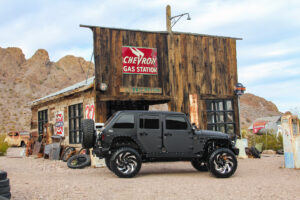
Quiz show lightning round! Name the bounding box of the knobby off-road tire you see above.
[67,154,91,169]
[250,147,261,158]
[110,147,142,178]
[208,148,237,178]
[82,119,95,148]
[0,171,7,181]
[191,159,208,171]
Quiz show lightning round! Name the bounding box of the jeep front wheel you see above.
[191,159,208,171]
[110,147,141,178]
[208,148,237,178]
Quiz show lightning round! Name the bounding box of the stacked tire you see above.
[0,170,10,199]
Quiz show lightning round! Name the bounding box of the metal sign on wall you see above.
[122,46,158,75]
[85,104,95,120]
[55,111,64,137]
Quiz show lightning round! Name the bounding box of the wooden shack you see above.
[31,17,241,146]
[85,25,241,138]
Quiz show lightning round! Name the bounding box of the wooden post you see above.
[166,5,171,33]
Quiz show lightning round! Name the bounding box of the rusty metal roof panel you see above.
[31,76,95,105]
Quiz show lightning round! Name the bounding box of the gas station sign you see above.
[122,46,158,75]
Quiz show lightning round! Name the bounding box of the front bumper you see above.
[92,147,110,159]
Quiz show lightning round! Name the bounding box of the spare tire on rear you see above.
[82,119,95,148]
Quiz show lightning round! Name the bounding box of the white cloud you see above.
[239,60,300,84]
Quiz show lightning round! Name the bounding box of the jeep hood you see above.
[195,130,230,140]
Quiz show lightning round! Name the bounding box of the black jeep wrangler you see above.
[82,111,239,178]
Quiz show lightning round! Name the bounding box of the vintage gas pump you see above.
[281,113,300,168]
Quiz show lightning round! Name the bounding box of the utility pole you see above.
[166,5,171,33]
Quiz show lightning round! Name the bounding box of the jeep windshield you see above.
[104,112,117,127]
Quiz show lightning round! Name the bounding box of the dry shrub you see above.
[0,133,9,156]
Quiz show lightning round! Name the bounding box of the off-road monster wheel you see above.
[208,148,237,178]
[110,147,141,178]
[81,119,95,148]
[191,159,208,171]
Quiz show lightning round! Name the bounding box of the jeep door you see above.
[163,115,193,153]
[137,114,162,153]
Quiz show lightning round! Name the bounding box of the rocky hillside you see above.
[240,93,282,128]
[0,46,281,133]
[0,47,94,133]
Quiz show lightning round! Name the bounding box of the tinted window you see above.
[166,116,188,130]
[140,117,159,129]
[113,114,135,128]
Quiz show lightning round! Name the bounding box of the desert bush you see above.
[0,133,9,156]
[244,129,283,151]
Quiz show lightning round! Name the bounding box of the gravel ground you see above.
[1,148,300,200]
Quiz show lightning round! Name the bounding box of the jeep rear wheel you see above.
[191,159,208,171]
[82,119,95,148]
[110,147,141,178]
[208,148,237,178]
[105,156,112,171]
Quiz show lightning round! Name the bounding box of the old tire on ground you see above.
[67,154,91,169]
[110,147,142,178]
[62,147,76,162]
[0,179,9,188]
[82,119,95,148]
[0,171,7,181]
[0,192,11,199]
[250,147,261,158]
[208,148,237,178]
[191,159,208,171]
[79,148,90,155]
[0,186,10,195]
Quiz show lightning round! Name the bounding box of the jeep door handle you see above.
[140,132,148,136]
[164,133,172,136]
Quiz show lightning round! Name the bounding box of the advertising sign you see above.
[55,111,64,136]
[253,120,266,134]
[85,104,95,120]
[122,46,158,75]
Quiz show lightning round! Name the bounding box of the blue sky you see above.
[0,0,299,113]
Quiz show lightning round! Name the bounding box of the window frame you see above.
[205,99,236,136]
[38,109,48,135]
[165,115,189,130]
[69,103,83,144]
[139,115,160,130]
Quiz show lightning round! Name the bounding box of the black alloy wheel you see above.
[110,147,141,178]
[208,148,237,178]
[191,159,208,171]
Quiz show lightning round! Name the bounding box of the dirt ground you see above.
[1,148,300,200]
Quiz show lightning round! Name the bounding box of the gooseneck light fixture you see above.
[170,13,191,28]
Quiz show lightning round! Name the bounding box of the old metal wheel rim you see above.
[213,152,234,174]
[115,152,138,175]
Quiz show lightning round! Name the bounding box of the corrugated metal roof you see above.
[31,76,95,104]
